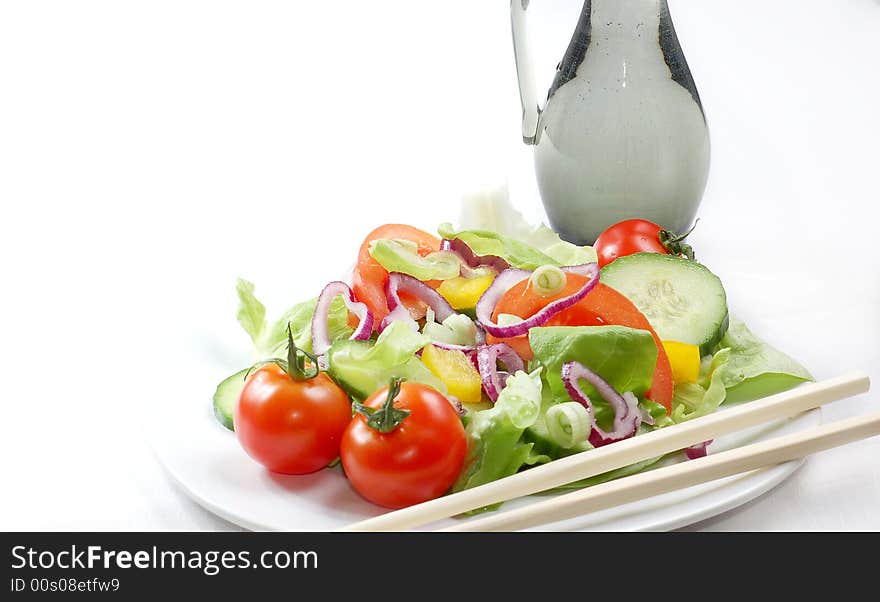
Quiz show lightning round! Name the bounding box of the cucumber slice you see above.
[325,340,377,400]
[600,253,728,355]
[212,368,249,431]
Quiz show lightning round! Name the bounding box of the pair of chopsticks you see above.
[341,372,872,531]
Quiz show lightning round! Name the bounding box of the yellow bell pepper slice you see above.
[437,274,494,310]
[662,340,701,384]
[421,344,483,403]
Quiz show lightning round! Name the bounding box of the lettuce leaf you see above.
[443,184,597,268]
[715,318,813,403]
[235,279,266,345]
[453,370,548,504]
[368,238,462,281]
[438,223,561,271]
[235,278,352,358]
[670,318,813,420]
[542,240,597,267]
[528,326,658,431]
[326,321,446,400]
[214,280,354,430]
[670,348,730,423]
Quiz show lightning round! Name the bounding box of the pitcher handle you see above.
[511,0,541,145]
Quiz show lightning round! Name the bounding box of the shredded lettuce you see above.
[326,321,446,400]
[422,312,478,347]
[452,369,548,505]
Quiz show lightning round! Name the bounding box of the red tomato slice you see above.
[489,276,673,412]
[351,224,441,329]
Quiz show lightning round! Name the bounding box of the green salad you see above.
[213,192,812,512]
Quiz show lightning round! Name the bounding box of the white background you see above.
[1,1,878,530]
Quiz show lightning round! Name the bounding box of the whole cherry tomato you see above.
[594,218,695,268]
[340,380,466,509]
[235,337,352,475]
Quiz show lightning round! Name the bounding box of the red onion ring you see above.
[431,341,477,353]
[380,272,458,332]
[311,281,374,356]
[475,263,600,338]
[561,361,641,447]
[685,440,713,460]
[477,343,525,402]
[560,263,600,278]
[441,238,510,274]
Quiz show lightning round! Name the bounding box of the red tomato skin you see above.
[351,224,441,329]
[340,383,467,509]
[235,365,353,475]
[594,219,668,268]
[489,279,673,412]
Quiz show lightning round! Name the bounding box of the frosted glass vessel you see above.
[512,0,710,244]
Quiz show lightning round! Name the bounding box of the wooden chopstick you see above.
[443,407,880,531]
[341,372,869,531]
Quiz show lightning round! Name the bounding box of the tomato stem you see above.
[352,377,411,433]
[285,324,320,381]
[245,323,320,382]
[658,219,699,260]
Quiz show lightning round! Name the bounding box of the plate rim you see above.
[151,403,820,532]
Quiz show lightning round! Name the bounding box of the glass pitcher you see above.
[512,0,710,244]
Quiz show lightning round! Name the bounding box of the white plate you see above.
[151,336,820,531]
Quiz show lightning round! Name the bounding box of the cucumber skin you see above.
[212,368,249,431]
[600,253,729,356]
[326,340,377,401]
[703,312,730,356]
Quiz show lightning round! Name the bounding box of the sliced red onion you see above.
[476,343,525,402]
[561,361,641,447]
[561,263,601,278]
[445,394,467,416]
[431,341,477,353]
[474,324,487,346]
[639,404,656,426]
[441,238,510,274]
[311,281,373,356]
[475,263,599,338]
[685,440,713,460]
[380,272,458,332]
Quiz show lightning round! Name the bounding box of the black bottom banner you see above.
[1,532,874,597]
